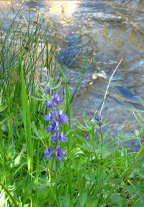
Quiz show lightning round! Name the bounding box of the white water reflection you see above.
[49,1,78,18]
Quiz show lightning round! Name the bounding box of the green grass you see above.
[0,5,144,207]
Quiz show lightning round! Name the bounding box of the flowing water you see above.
[1,0,144,150]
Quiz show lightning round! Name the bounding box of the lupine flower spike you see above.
[43,86,69,161]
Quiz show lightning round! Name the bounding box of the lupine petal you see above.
[43,146,53,160]
[61,115,69,124]
[44,86,50,94]
[55,147,66,161]
[44,115,51,121]
[46,126,53,132]
[45,100,53,108]
[52,94,59,103]
[57,111,69,125]
[59,131,67,142]
[44,112,53,121]
[58,109,63,116]
[57,99,63,104]
[51,120,59,131]
[52,94,63,105]
[50,132,58,142]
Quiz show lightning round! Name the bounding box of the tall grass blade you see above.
[20,51,33,173]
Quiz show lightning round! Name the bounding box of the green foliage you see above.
[0,6,144,207]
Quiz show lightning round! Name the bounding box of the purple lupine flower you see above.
[51,120,59,131]
[44,86,51,94]
[44,111,53,121]
[57,110,69,125]
[52,94,63,105]
[43,88,68,162]
[50,132,58,142]
[59,131,67,142]
[43,146,54,160]
[55,147,66,161]
[46,120,59,132]
[45,100,53,108]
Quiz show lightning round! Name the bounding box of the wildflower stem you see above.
[100,125,103,144]
[99,58,123,115]
[50,137,59,178]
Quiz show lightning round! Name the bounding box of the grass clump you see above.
[0,5,144,207]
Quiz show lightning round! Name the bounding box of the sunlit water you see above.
[1,0,144,150]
